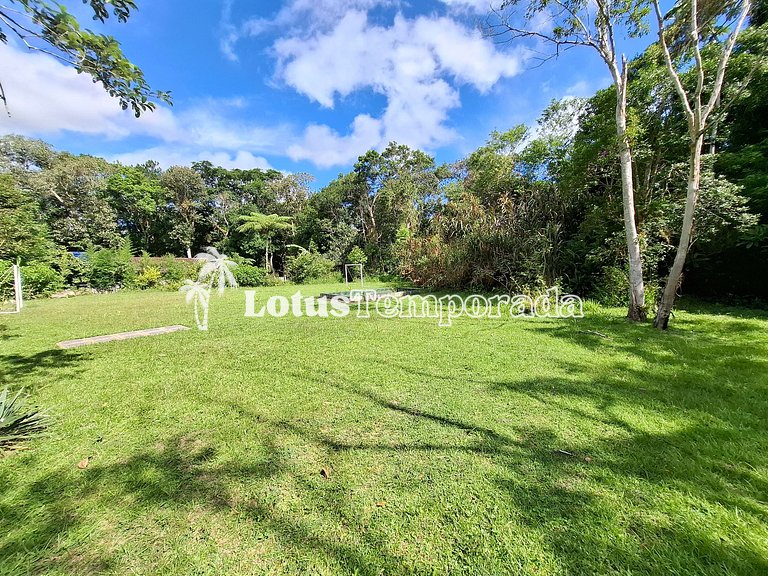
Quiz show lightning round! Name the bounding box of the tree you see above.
[267,172,313,216]
[296,173,359,266]
[237,212,294,273]
[651,0,753,329]
[490,0,650,320]
[191,161,283,248]
[35,153,120,250]
[106,165,164,252]
[352,142,439,270]
[160,166,207,258]
[0,173,49,261]
[0,0,170,116]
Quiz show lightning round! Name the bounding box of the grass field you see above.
[1,284,767,575]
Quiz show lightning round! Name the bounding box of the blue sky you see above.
[0,0,655,188]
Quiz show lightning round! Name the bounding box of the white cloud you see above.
[439,0,496,13]
[0,42,287,170]
[276,11,525,166]
[110,147,273,170]
[220,0,397,60]
[287,114,383,168]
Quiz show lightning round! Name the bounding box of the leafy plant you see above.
[233,264,266,287]
[86,240,135,290]
[135,265,162,289]
[20,262,64,297]
[0,387,46,452]
[347,245,367,266]
[285,247,334,284]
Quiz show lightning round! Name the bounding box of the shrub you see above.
[135,265,162,289]
[155,255,200,290]
[20,262,64,297]
[593,266,657,311]
[87,242,135,290]
[285,249,335,284]
[233,264,266,287]
[347,245,367,266]
[262,274,285,287]
[0,260,13,301]
[54,252,89,287]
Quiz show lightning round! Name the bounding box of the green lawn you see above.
[1,285,767,575]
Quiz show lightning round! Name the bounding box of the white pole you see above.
[13,264,22,312]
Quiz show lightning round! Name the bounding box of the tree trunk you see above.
[265,241,271,274]
[655,134,704,329]
[615,73,647,321]
[186,246,192,259]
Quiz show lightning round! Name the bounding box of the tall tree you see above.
[0,0,170,115]
[237,212,293,273]
[160,166,207,258]
[490,0,650,319]
[0,173,49,261]
[35,154,119,250]
[106,165,164,252]
[651,0,753,329]
[353,142,438,269]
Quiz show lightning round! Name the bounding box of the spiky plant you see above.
[0,387,46,452]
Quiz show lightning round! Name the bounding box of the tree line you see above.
[1,2,766,322]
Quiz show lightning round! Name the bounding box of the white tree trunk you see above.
[615,73,646,321]
[655,135,704,329]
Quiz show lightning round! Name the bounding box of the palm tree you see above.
[195,246,237,295]
[237,212,293,273]
[180,279,210,330]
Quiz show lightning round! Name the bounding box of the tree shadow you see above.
[0,348,88,388]
[0,324,19,342]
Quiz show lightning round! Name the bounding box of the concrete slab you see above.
[56,325,190,349]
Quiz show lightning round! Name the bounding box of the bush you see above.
[135,265,162,289]
[233,264,266,287]
[20,262,64,297]
[54,252,89,287]
[0,260,13,301]
[87,242,135,290]
[593,266,629,307]
[262,274,286,287]
[593,266,657,310]
[347,245,367,265]
[285,249,335,284]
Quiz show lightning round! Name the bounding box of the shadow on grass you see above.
[0,324,19,342]
[0,348,88,388]
[0,429,418,575]
[3,309,767,574]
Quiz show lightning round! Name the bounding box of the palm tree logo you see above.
[180,247,238,330]
[180,279,211,330]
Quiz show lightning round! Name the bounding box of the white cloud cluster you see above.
[0,42,283,169]
[276,11,526,167]
[220,0,397,61]
[110,147,273,170]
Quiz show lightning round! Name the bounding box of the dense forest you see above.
[1,9,766,309]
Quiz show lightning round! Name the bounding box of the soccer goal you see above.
[0,264,23,314]
[344,263,364,288]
